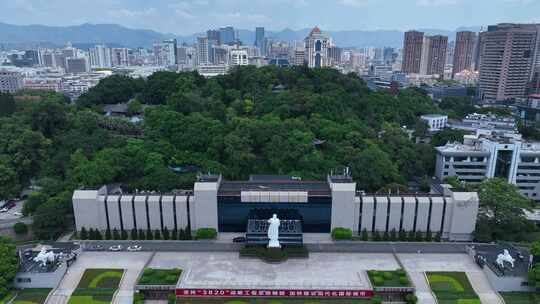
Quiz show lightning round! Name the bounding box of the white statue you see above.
[496,249,515,268]
[33,248,56,267]
[267,214,281,248]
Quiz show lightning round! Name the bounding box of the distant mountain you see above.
[0,22,483,49]
[0,22,169,48]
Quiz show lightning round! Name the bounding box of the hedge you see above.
[331,227,353,240]
[196,228,217,239]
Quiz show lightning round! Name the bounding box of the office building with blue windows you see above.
[73,174,479,241]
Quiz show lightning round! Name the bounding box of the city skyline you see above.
[2,0,540,35]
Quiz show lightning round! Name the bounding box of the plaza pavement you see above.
[45,251,503,304]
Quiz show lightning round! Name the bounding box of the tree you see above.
[475,178,535,242]
[0,160,20,201]
[531,241,540,257]
[95,230,103,240]
[0,93,16,117]
[390,228,397,241]
[32,195,70,240]
[80,227,88,240]
[146,229,153,240]
[138,229,145,240]
[154,230,161,240]
[162,227,170,240]
[529,263,540,290]
[127,100,143,116]
[13,222,28,235]
[0,237,18,299]
[105,229,112,240]
[130,228,137,240]
[431,128,467,147]
[361,228,369,241]
[121,230,128,240]
[22,192,48,216]
[112,228,120,240]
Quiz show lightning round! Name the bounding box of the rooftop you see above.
[473,244,530,278]
[219,179,331,197]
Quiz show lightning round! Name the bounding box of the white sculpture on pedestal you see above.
[33,248,56,267]
[496,249,516,268]
[267,214,281,248]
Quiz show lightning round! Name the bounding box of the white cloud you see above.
[416,0,462,6]
[338,0,370,7]
[107,8,157,18]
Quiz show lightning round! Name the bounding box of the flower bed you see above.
[11,289,52,304]
[68,269,124,304]
[426,272,480,304]
[138,268,182,286]
[367,269,411,287]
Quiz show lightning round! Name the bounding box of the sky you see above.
[2,0,540,35]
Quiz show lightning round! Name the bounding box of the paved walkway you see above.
[46,252,152,304]
[467,272,504,304]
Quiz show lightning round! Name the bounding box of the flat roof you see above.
[219,180,331,197]
[474,244,530,278]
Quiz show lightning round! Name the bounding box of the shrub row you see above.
[195,228,217,239]
[331,227,353,240]
[79,227,192,240]
[360,228,442,242]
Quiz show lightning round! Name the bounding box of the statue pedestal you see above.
[268,240,281,248]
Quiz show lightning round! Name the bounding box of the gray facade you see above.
[73,175,479,241]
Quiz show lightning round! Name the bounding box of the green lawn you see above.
[177,298,374,304]
[500,292,539,304]
[426,272,480,304]
[11,288,52,304]
[0,291,16,304]
[367,269,411,287]
[138,268,182,285]
[68,268,124,304]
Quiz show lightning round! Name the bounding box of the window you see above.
[17,278,31,283]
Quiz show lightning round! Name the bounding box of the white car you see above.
[13,212,23,217]
[0,208,8,213]
[108,245,123,251]
[127,245,142,252]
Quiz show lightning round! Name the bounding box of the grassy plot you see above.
[11,288,52,304]
[500,292,539,304]
[426,272,480,304]
[367,269,411,287]
[138,268,182,285]
[68,269,124,304]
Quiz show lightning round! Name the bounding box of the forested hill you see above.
[77,66,440,192]
[0,66,452,238]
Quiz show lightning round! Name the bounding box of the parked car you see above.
[108,245,123,251]
[2,201,16,210]
[13,212,22,217]
[0,208,8,213]
[233,236,246,243]
[92,245,104,251]
[127,245,142,252]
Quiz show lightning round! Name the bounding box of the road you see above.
[77,240,478,254]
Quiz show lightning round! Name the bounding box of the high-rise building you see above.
[197,37,209,66]
[219,26,235,45]
[419,35,448,76]
[0,70,23,93]
[328,46,342,66]
[304,26,330,68]
[453,31,477,76]
[292,48,305,66]
[478,23,540,101]
[89,45,112,68]
[402,30,424,74]
[153,39,177,67]
[383,47,395,65]
[66,57,89,74]
[207,30,221,45]
[24,50,40,66]
[111,48,130,67]
[255,27,265,56]
[230,49,249,66]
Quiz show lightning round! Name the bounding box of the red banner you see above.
[176,288,374,298]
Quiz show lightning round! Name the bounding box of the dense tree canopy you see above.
[0,237,18,299]
[1,67,454,238]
